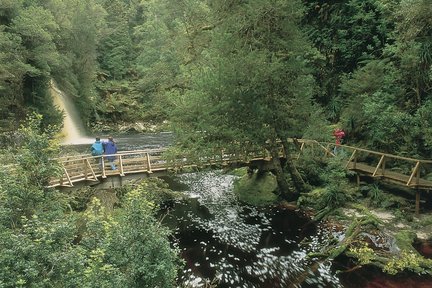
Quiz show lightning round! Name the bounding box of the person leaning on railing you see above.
[333,128,345,155]
[91,137,104,167]
[103,136,118,170]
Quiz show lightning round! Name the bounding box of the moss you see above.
[228,167,248,177]
[394,230,418,252]
[233,171,278,206]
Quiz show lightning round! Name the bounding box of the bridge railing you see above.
[296,140,432,188]
[50,144,275,187]
[50,139,432,190]
[49,149,168,187]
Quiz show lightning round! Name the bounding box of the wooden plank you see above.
[407,162,420,186]
[372,155,385,177]
[85,159,98,181]
[345,149,357,169]
[62,166,73,187]
[146,153,152,173]
[119,154,125,176]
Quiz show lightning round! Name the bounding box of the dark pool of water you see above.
[160,171,343,287]
[160,171,432,288]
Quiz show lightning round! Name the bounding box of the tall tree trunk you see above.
[281,139,307,193]
[269,147,294,200]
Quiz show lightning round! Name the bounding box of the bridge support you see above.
[415,189,420,217]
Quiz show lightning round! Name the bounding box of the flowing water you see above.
[59,132,174,156]
[160,171,432,288]
[50,80,93,145]
[160,171,342,288]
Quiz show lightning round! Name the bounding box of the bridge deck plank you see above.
[347,162,432,189]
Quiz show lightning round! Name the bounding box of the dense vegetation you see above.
[1,0,431,156]
[0,115,180,287]
[1,0,432,284]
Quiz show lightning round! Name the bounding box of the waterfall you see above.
[50,80,93,145]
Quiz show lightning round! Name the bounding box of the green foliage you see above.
[302,0,393,119]
[0,113,62,226]
[102,186,181,287]
[296,151,327,187]
[348,242,375,265]
[233,171,278,206]
[0,118,180,287]
[368,184,384,206]
[315,158,354,210]
[125,178,181,205]
[384,250,432,275]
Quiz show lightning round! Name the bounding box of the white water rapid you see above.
[50,80,93,145]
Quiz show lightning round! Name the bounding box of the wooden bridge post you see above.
[373,155,386,177]
[345,149,357,169]
[101,156,106,178]
[324,144,331,157]
[119,155,125,176]
[85,159,97,181]
[407,161,420,186]
[415,165,421,217]
[84,159,88,180]
[62,166,73,187]
[146,153,152,173]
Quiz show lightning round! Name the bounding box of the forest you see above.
[1,0,432,286]
[1,0,431,156]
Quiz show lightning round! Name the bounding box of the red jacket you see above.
[333,129,345,145]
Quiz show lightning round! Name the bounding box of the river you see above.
[158,170,432,288]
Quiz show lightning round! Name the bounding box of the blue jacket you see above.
[91,141,104,156]
[103,140,118,161]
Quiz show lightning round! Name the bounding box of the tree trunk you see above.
[269,147,294,200]
[281,139,307,193]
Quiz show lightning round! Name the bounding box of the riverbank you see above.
[232,167,432,279]
[301,187,432,277]
[89,120,170,134]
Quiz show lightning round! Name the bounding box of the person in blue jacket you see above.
[91,137,104,166]
[103,136,118,170]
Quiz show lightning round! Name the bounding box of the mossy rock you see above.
[229,167,249,177]
[233,171,278,206]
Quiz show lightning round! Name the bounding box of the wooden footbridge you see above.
[50,139,432,215]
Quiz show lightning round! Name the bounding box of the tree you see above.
[170,0,318,199]
[302,0,394,121]
[0,114,180,287]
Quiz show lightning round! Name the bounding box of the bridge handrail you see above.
[314,141,432,164]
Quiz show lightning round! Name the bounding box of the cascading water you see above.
[50,80,93,145]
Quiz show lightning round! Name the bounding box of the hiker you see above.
[91,137,104,166]
[333,128,345,155]
[103,136,118,170]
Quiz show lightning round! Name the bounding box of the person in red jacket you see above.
[333,128,345,155]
